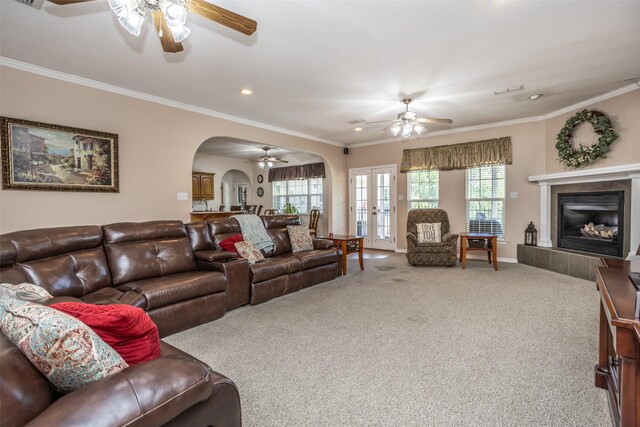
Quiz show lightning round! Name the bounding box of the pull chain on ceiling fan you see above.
[45,0,257,53]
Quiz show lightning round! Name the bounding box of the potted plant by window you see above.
[282,203,298,214]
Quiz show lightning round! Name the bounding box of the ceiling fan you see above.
[366,98,453,138]
[33,0,257,53]
[257,147,288,170]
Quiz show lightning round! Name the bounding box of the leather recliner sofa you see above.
[0,332,241,427]
[0,220,240,426]
[0,220,227,338]
[186,215,342,307]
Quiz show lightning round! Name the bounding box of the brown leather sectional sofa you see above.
[0,215,341,426]
[186,215,342,306]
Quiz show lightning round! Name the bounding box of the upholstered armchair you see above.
[406,209,458,267]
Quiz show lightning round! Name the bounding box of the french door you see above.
[349,166,396,250]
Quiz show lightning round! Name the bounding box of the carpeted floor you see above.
[165,252,612,427]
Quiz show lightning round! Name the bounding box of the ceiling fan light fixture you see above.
[108,0,134,18]
[413,123,425,135]
[168,24,190,42]
[390,124,402,136]
[118,7,146,36]
[258,160,265,169]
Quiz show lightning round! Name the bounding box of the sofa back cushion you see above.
[207,218,243,248]
[0,236,30,284]
[1,226,112,297]
[185,221,214,252]
[102,221,196,286]
[261,215,302,257]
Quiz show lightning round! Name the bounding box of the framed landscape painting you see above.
[1,117,119,192]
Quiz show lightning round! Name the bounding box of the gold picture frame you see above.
[1,117,119,192]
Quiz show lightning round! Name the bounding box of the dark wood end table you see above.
[317,234,364,275]
[459,232,498,271]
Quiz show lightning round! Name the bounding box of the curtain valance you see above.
[268,162,326,182]
[400,136,512,172]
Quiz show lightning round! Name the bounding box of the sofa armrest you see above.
[406,232,418,244]
[312,238,335,250]
[194,249,237,262]
[442,232,459,243]
[26,357,215,427]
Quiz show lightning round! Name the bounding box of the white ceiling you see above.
[1,0,640,148]
[196,137,323,163]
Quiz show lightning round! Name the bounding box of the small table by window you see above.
[317,235,364,275]
[459,232,498,271]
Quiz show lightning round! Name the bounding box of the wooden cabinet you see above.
[192,172,214,199]
[595,258,640,427]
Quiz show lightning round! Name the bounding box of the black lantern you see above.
[525,221,537,246]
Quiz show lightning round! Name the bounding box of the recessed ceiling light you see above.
[240,89,253,95]
[354,127,363,132]
[529,94,543,100]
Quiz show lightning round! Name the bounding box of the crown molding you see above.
[349,83,640,149]
[0,57,345,148]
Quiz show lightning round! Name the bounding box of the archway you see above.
[191,136,332,234]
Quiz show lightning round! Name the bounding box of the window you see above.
[273,178,323,213]
[465,165,506,238]
[235,184,247,205]
[407,170,439,209]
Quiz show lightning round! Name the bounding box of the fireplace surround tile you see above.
[550,251,570,275]
[517,244,602,281]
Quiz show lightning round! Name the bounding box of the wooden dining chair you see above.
[308,209,320,237]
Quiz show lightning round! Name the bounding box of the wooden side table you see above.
[459,232,498,271]
[316,235,364,275]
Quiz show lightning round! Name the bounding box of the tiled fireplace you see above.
[520,164,640,280]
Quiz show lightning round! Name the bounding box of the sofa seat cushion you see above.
[293,249,338,270]
[78,286,147,308]
[116,271,226,310]
[250,255,302,283]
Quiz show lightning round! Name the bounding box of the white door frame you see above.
[349,164,397,250]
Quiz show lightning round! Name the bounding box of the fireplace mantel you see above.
[529,163,640,258]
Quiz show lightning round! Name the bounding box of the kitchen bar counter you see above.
[190,211,245,222]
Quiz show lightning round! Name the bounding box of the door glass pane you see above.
[376,173,390,239]
[355,174,368,237]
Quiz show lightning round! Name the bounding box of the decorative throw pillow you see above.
[50,302,161,366]
[416,222,442,243]
[219,234,244,255]
[286,225,314,253]
[235,241,265,264]
[0,298,128,393]
[0,282,53,302]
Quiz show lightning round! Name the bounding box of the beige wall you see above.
[544,90,640,174]
[347,88,640,260]
[348,121,546,260]
[0,67,348,233]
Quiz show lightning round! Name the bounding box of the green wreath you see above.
[555,109,618,168]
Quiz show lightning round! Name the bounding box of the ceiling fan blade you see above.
[415,117,453,125]
[364,119,398,125]
[152,10,184,53]
[186,0,257,35]
[47,0,95,4]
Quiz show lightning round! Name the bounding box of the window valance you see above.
[400,136,512,172]
[268,162,326,182]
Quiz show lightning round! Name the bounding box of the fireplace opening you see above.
[557,191,624,257]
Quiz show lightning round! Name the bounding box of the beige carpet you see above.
[165,252,611,426]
